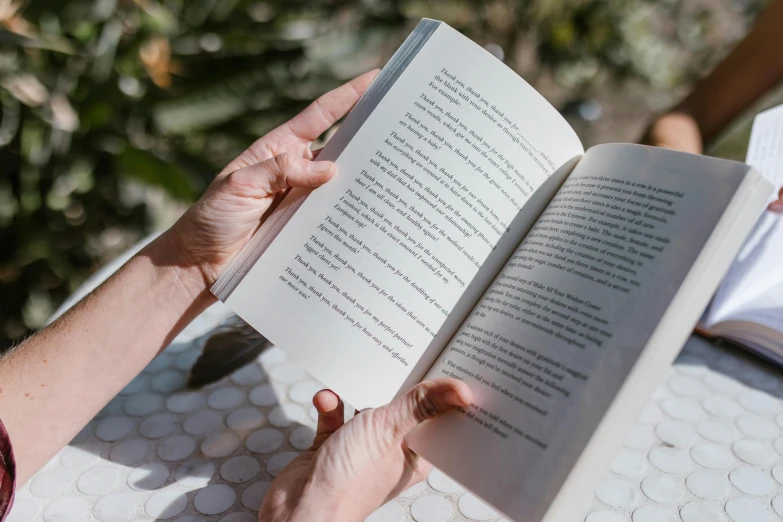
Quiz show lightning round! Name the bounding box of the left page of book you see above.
[218,22,584,409]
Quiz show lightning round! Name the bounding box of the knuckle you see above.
[411,385,439,423]
[274,152,296,171]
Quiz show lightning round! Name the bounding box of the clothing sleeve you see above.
[0,417,16,522]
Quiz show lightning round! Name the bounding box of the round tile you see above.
[143,353,173,373]
[609,449,646,477]
[172,517,206,522]
[267,451,299,477]
[202,432,240,458]
[773,496,783,517]
[776,412,783,430]
[268,404,306,427]
[96,417,134,442]
[648,447,690,474]
[632,505,675,522]
[219,514,257,522]
[258,346,287,366]
[109,439,148,465]
[221,455,261,483]
[30,469,73,498]
[175,348,200,370]
[128,462,170,491]
[194,484,236,515]
[208,387,245,410]
[655,420,697,447]
[269,362,306,383]
[774,437,783,456]
[702,396,743,418]
[729,467,773,496]
[77,466,118,495]
[175,459,216,489]
[586,512,626,522]
[139,412,178,439]
[772,463,783,485]
[93,492,137,522]
[739,390,780,414]
[124,392,164,416]
[641,475,680,504]
[146,490,188,519]
[696,419,736,443]
[184,410,224,436]
[428,468,464,493]
[733,439,778,465]
[458,493,496,520]
[366,501,404,522]
[637,403,663,425]
[247,429,284,454]
[624,424,656,450]
[685,470,728,500]
[737,415,780,439]
[594,478,636,507]
[411,495,452,522]
[231,364,266,386]
[679,502,725,522]
[59,444,98,469]
[119,375,148,396]
[158,434,197,461]
[6,498,39,522]
[289,425,316,450]
[167,391,205,414]
[151,369,187,393]
[704,373,744,395]
[690,443,732,469]
[661,398,703,421]
[668,375,710,397]
[289,381,324,404]
[227,407,265,431]
[241,481,271,511]
[249,384,278,407]
[725,497,769,522]
[42,496,89,522]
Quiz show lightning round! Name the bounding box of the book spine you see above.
[211,18,441,301]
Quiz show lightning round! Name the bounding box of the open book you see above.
[701,104,783,366]
[212,19,771,522]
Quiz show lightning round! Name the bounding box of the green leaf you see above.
[116,147,197,202]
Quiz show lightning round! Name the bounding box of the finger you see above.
[283,69,380,142]
[769,198,783,213]
[228,152,335,195]
[314,389,344,437]
[381,378,472,442]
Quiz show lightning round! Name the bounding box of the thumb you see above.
[226,152,336,196]
[381,378,472,442]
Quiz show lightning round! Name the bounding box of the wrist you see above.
[140,231,216,310]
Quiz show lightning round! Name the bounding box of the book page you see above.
[222,23,584,409]
[705,104,783,332]
[408,144,751,522]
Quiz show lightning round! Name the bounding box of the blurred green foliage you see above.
[0,0,766,348]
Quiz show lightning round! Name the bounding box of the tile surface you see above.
[10,246,783,521]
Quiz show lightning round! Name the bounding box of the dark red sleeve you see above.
[0,418,15,522]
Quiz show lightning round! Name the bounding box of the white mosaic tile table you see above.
[8,239,783,522]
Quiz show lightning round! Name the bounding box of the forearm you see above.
[676,0,783,142]
[0,233,211,484]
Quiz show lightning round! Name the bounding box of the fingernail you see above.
[309,160,334,173]
[769,201,783,213]
[444,390,466,407]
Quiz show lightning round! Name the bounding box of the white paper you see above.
[705,104,783,331]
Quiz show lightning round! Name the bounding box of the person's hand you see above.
[641,112,703,155]
[260,378,472,522]
[769,187,783,213]
[158,69,379,296]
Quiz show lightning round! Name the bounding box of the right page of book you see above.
[408,144,753,522]
[705,105,783,332]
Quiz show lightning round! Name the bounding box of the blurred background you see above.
[0,0,772,349]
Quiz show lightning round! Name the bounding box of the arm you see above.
[643,0,783,151]
[0,70,379,485]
